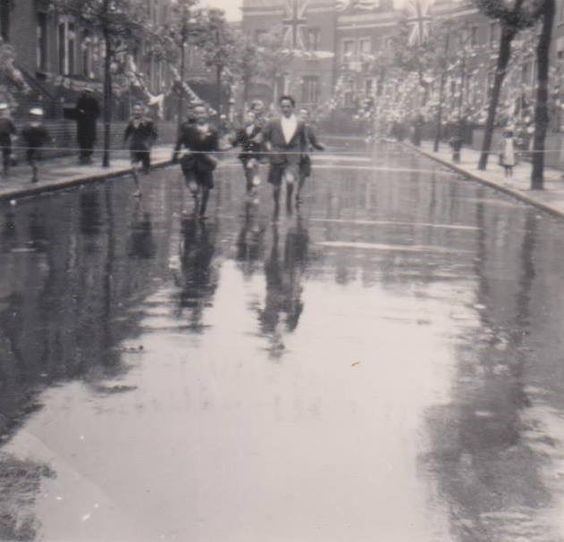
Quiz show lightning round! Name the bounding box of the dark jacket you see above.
[124,118,158,151]
[304,125,324,153]
[76,94,100,142]
[174,123,219,173]
[0,118,16,145]
[21,124,50,149]
[261,117,307,166]
[233,124,262,161]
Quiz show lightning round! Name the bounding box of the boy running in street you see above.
[21,108,50,183]
[0,103,16,178]
[232,110,262,196]
[124,103,158,197]
[173,104,219,219]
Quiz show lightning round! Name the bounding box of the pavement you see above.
[0,146,173,201]
[407,139,564,219]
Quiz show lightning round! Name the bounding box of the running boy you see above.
[232,110,262,195]
[0,103,16,177]
[173,104,219,219]
[21,108,50,183]
[124,103,158,197]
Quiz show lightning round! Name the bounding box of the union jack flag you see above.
[282,0,309,51]
[405,0,434,47]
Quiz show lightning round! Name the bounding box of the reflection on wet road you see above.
[2,144,564,541]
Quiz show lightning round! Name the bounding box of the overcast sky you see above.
[205,0,409,21]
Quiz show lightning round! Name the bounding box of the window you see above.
[470,26,478,47]
[489,22,499,46]
[307,28,321,51]
[342,40,355,61]
[254,29,267,43]
[81,31,93,78]
[302,76,320,104]
[37,13,48,71]
[58,18,76,75]
[359,38,372,57]
[0,1,10,42]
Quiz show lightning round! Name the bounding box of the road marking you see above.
[310,218,479,231]
[312,164,454,175]
[318,241,472,253]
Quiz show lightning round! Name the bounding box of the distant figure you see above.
[21,108,50,183]
[75,88,100,164]
[260,95,307,216]
[232,110,262,195]
[499,129,516,178]
[0,103,16,177]
[297,108,325,204]
[124,103,158,197]
[173,104,219,219]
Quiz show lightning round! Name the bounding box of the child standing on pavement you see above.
[499,129,516,178]
[0,103,16,177]
[21,108,50,183]
[124,103,158,197]
[172,104,219,219]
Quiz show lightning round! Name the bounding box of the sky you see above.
[204,0,411,21]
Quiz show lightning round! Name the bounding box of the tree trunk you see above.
[434,33,450,153]
[216,65,223,115]
[478,26,514,171]
[531,0,555,190]
[177,42,186,134]
[103,28,112,168]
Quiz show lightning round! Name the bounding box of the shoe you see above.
[133,190,142,198]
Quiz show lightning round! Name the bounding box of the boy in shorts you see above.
[0,103,16,177]
[124,103,158,197]
[21,108,50,183]
[173,104,219,219]
[297,108,325,204]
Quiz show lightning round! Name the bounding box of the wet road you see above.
[2,142,564,541]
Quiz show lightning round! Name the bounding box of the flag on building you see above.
[282,0,309,51]
[405,0,434,46]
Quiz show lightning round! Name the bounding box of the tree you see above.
[531,0,555,189]
[197,8,236,115]
[473,0,541,170]
[151,0,205,130]
[232,34,261,111]
[256,27,294,104]
[53,0,146,167]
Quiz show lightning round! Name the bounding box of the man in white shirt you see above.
[261,95,307,216]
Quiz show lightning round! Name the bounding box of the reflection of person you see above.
[261,95,307,215]
[236,200,266,277]
[173,104,219,219]
[176,218,219,331]
[75,88,100,165]
[21,108,50,183]
[124,103,158,197]
[127,201,155,260]
[232,111,262,195]
[297,108,325,204]
[0,103,16,176]
[259,217,309,356]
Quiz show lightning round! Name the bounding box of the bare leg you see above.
[132,163,142,197]
[273,185,281,220]
[199,187,210,218]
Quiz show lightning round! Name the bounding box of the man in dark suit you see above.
[260,95,307,215]
[75,88,100,164]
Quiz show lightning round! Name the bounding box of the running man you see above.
[297,107,325,204]
[260,95,307,215]
[124,103,158,197]
[172,104,219,219]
